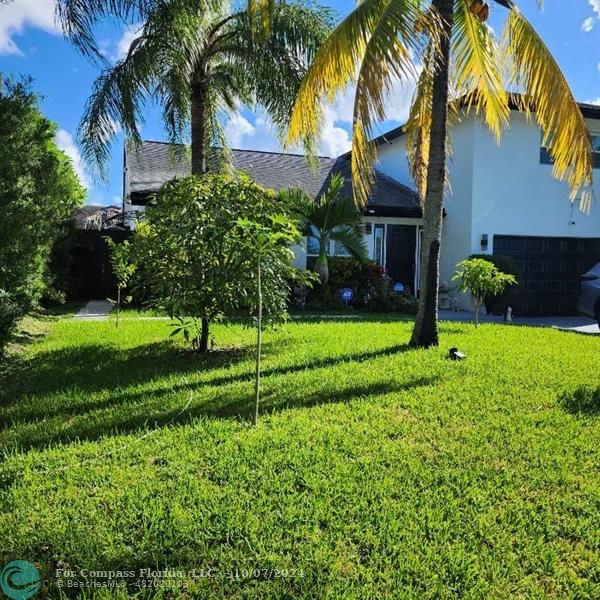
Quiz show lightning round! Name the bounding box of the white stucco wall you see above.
[471,112,600,252]
[376,118,476,304]
[375,110,600,310]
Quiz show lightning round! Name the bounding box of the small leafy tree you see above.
[105,237,136,328]
[131,174,306,352]
[236,215,311,425]
[452,258,516,325]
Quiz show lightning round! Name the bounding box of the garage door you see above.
[493,235,600,315]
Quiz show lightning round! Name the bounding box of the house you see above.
[123,141,424,295]
[123,100,600,315]
[372,99,600,314]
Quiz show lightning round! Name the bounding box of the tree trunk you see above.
[192,67,209,353]
[116,286,120,329]
[199,317,210,353]
[314,241,329,285]
[191,69,208,176]
[253,256,262,426]
[410,0,454,348]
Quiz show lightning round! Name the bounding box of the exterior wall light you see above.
[480,234,489,252]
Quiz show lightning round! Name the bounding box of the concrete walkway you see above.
[439,309,599,336]
[74,300,113,320]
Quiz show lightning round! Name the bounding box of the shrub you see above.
[0,289,22,355]
[306,257,416,313]
[469,254,520,315]
[0,76,85,351]
[453,258,517,325]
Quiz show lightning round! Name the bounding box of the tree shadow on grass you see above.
[5,375,438,452]
[1,341,430,451]
[558,386,600,417]
[0,341,251,406]
[73,342,416,415]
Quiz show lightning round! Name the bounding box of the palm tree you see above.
[286,0,594,347]
[55,0,331,177]
[56,0,329,352]
[281,173,368,285]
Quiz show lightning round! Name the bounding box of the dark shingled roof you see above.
[126,141,421,218]
[358,95,600,151]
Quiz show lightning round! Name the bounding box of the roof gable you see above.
[126,141,421,217]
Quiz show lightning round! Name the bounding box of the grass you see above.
[0,314,599,598]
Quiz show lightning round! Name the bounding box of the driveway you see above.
[439,309,599,336]
[74,300,112,320]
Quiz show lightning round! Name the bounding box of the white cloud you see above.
[319,106,352,157]
[56,129,91,189]
[223,74,418,159]
[99,23,141,62]
[116,25,138,59]
[0,0,58,55]
[225,112,256,148]
[582,0,600,31]
[587,98,600,106]
[581,17,594,32]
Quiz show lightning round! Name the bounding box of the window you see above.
[306,226,320,256]
[332,240,351,257]
[541,134,600,168]
[373,224,385,267]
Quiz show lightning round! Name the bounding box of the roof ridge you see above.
[136,139,333,160]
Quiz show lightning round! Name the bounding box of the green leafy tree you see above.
[286,0,594,347]
[0,75,85,351]
[281,173,368,285]
[56,0,331,178]
[236,215,309,424]
[452,257,516,325]
[105,237,136,328]
[131,174,307,352]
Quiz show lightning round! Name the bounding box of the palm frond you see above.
[287,0,400,156]
[234,3,332,143]
[56,0,222,63]
[351,0,421,208]
[452,0,509,141]
[329,225,369,260]
[503,7,593,208]
[404,39,436,203]
[279,187,315,236]
[55,0,151,62]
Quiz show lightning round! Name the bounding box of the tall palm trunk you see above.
[191,71,208,176]
[410,0,454,348]
[191,67,210,351]
[315,239,329,285]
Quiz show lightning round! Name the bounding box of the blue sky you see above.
[0,0,598,206]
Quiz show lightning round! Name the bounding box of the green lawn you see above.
[1,314,599,598]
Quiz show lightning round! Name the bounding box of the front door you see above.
[386,225,417,294]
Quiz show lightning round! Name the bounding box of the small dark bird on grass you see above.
[448,347,466,361]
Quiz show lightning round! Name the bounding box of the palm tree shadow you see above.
[0,341,252,413]
[8,374,437,452]
[558,386,600,416]
[2,341,429,451]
